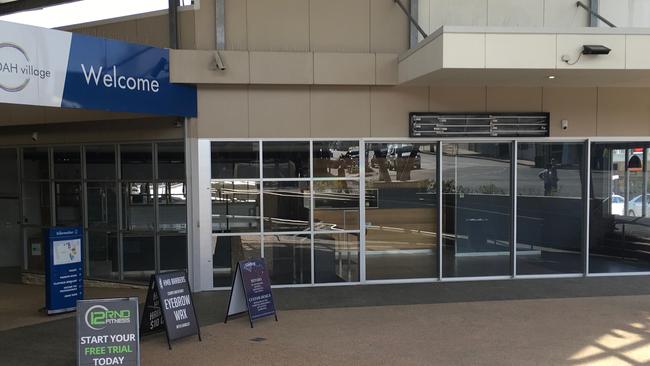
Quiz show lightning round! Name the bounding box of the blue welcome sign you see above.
[62,33,197,117]
[225,258,278,327]
[45,227,84,315]
[0,20,196,117]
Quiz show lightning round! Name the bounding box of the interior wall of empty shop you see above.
[191,85,650,139]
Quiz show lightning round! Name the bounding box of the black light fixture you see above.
[582,45,611,55]
[562,44,611,65]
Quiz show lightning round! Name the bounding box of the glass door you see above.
[0,148,21,281]
[442,142,513,277]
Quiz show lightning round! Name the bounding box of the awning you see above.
[398,26,650,87]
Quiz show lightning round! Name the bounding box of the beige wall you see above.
[64,9,196,49]
[195,0,409,53]
[193,85,650,139]
[417,0,589,38]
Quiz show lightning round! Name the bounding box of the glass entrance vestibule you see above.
[205,139,650,289]
[0,142,188,284]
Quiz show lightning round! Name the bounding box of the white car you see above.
[611,194,624,216]
[628,194,650,217]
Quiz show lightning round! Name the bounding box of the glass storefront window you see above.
[263,234,311,284]
[22,147,49,180]
[442,143,512,277]
[158,182,187,232]
[365,142,438,280]
[160,235,188,271]
[590,143,650,273]
[121,144,153,180]
[122,182,155,231]
[87,231,118,280]
[263,181,310,232]
[211,181,260,233]
[211,142,260,179]
[86,145,116,180]
[313,141,359,178]
[313,180,360,231]
[53,147,81,180]
[158,142,185,180]
[87,182,118,229]
[55,182,82,226]
[13,141,186,283]
[212,234,261,287]
[314,233,359,283]
[262,141,310,178]
[122,236,155,282]
[516,142,584,275]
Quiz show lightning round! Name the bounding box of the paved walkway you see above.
[141,295,650,366]
[3,276,650,365]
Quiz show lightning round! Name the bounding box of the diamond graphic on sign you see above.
[243,261,256,272]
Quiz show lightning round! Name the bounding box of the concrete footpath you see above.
[3,276,650,365]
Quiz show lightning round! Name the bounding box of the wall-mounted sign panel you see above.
[45,226,83,315]
[410,112,549,138]
[0,20,197,117]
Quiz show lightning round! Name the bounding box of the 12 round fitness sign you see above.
[77,298,140,366]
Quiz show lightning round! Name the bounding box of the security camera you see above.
[561,120,569,131]
[31,132,38,141]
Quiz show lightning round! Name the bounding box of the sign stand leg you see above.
[155,281,173,350]
[224,263,240,324]
[186,270,202,342]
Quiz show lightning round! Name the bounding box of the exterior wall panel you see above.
[310,86,371,137]
[247,0,309,51]
[487,0,544,27]
[309,0,370,52]
[543,87,598,137]
[314,53,376,85]
[487,87,543,112]
[370,0,410,53]
[597,88,650,136]
[370,86,428,137]
[429,86,486,112]
[225,0,248,50]
[196,86,249,138]
[249,86,310,137]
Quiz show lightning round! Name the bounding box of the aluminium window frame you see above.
[203,137,650,291]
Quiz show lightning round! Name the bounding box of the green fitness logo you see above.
[84,305,131,330]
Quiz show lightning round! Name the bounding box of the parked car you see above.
[628,194,650,216]
[386,144,421,171]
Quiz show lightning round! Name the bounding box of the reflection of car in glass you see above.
[387,144,421,171]
[628,194,650,216]
[611,194,624,216]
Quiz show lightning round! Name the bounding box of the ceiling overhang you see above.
[398,26,650,87]
[0,0,79,16]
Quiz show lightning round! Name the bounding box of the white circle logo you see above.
[0,42,30,92]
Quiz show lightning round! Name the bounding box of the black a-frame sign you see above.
[140,271,201,349]
[225,259,278,328]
